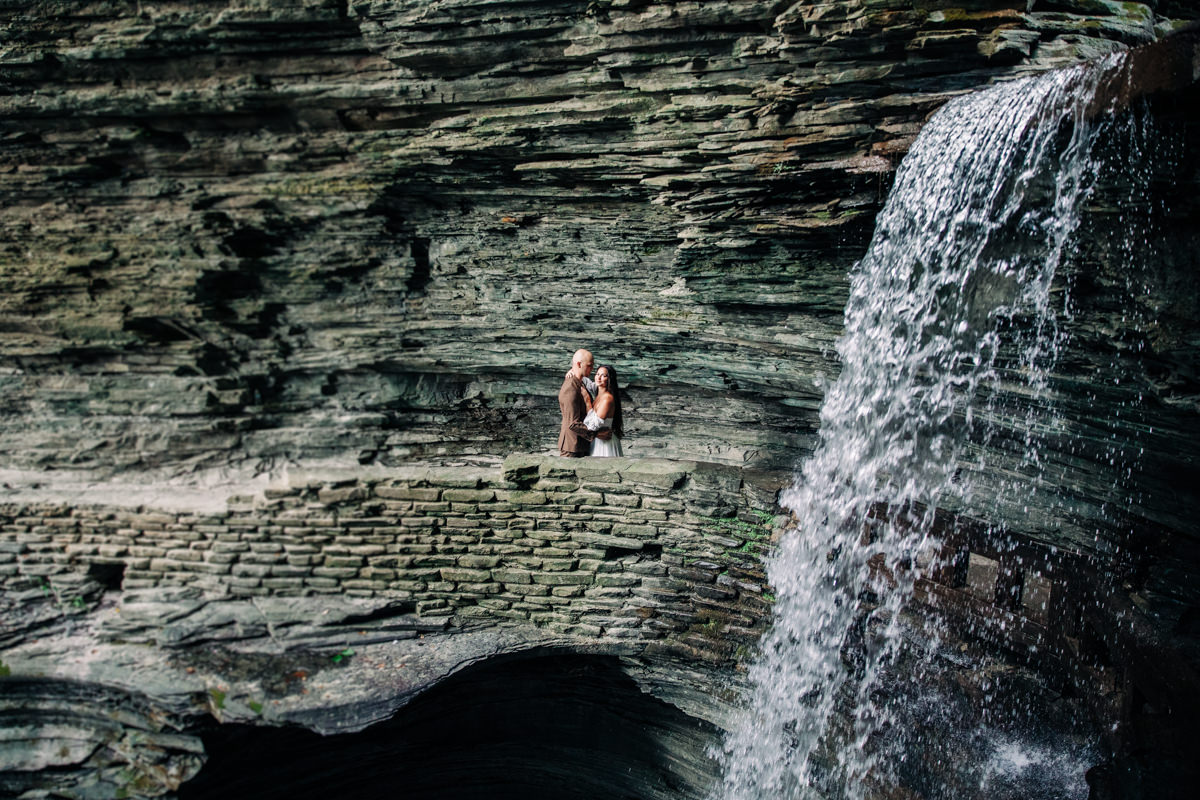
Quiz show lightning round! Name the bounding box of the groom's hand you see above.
[596,430,612,440]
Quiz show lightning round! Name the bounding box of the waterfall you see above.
[718,53,1133,800]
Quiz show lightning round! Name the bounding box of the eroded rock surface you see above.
[2,0,1193,479]
[1,583,742,799]
[2,3,1200,798]
[0,584,1112,800]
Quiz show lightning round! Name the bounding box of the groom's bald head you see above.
[572,349,594,378]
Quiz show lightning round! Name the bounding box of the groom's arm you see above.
[560,380,595,440]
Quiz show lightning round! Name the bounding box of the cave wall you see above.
[2,0,1191,480]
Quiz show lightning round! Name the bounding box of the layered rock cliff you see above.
[2,5,1199,795]
[2,0,1192,481]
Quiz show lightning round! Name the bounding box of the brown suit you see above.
[558,373,593,457]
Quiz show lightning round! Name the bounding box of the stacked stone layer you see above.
[1,455,784,660]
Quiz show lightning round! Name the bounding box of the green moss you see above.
[1120,2,1152,21]
[702,512,774,541]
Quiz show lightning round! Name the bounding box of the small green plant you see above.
[763,592,777,604]
[248,700,263,715]
[331,647,355,664]
[748,509,777,526]
[0,659,11,678]
[208,688,226,710]
[702,513,773,541]
[34,579,92,613]
[703,510,780,562]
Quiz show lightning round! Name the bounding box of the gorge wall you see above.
[2,0,1193,480]
[3,1,1200,798]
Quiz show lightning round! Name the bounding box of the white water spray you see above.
[718,54,1130,800]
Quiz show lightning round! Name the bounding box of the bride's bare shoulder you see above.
[594,390,614,416]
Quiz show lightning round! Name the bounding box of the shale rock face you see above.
[2,0,1192,480]
[2,5,1200,796]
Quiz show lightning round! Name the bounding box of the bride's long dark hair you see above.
[598,365,624,438]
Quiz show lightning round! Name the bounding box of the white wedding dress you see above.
[584,410,622,457]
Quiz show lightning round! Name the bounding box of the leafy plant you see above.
[701,510,781,562]
[331,647,355,664]
[208,688,226,710]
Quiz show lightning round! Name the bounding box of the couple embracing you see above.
[557,349,625,458]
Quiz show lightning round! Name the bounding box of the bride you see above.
[580,364,624,457]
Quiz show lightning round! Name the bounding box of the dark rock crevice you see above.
[178,654,721,800]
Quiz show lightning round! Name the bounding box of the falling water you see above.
[718,53,1132,800]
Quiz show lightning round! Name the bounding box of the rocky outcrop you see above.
[1,456,783,661]
[0,456,774,798]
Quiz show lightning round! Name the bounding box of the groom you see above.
[558,348,610,457]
